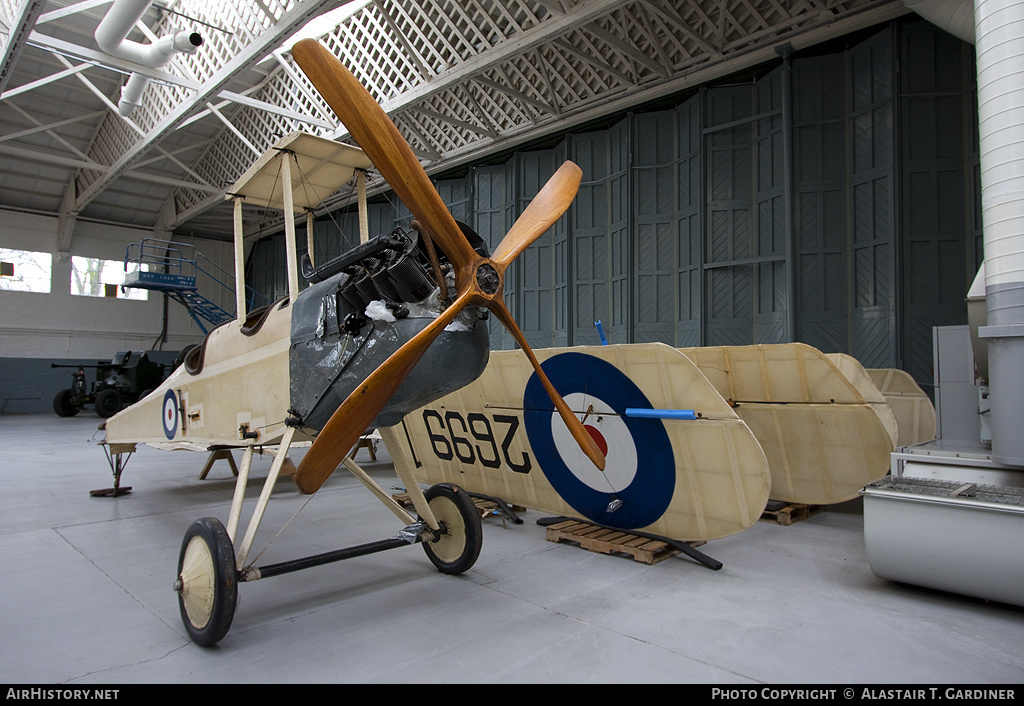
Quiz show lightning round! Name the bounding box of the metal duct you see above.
[906,0,1024,464]
[974,0,1024,465]
[95,0,202,116]
[901,0,976,41]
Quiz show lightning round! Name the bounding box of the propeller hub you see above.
[475,262,500,295]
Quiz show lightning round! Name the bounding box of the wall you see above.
[247,18,981,395]
[0,210,234,412]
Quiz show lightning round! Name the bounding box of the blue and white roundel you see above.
[523,352,675,529]
[162,389,178,440]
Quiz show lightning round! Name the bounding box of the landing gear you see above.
[421,483,483,575]
[175,517,238,647]
[171,437,483,647]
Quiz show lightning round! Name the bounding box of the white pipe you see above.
[973,0,1024,464]
[117,73,151,116]
[902,0,1024,296]
[974,0,1024,296]
[95,0,202,115]
[903,0,1024,464]
[901,0,976,41]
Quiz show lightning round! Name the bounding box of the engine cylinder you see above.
[387,245,435,302]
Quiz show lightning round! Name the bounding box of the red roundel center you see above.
[584,424,608,457]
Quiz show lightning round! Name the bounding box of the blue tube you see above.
[624,408,698,420]
[594,320,608,345]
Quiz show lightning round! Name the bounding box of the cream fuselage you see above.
[104,300,297,451]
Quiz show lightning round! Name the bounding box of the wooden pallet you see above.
[544,520,688,565]
[759,502,824,526]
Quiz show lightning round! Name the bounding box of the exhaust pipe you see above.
[95,0,203,116]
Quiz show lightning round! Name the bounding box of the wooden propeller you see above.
[291,39,605,494]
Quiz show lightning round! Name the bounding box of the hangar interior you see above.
[1,0,1022,684]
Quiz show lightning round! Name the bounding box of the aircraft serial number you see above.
[421,409,532,474]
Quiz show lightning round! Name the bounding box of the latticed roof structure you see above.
[1,0,910,246]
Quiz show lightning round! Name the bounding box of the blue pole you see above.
[594,320,608,345]
[624,408,698,420]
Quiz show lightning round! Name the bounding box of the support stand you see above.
[349,435,378,461]
[92,443,135,497]
[198,448,238,480]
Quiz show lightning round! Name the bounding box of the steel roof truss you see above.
[0,0,46,93]
[71,0,344,213]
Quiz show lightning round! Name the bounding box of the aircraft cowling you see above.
[288,269,490,433]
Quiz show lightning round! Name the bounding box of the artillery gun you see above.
[52,350,170,418]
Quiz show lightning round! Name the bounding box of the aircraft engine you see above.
[288,226,490,435]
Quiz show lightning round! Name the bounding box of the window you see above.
[70,257,149,300]
[0,248,52,293]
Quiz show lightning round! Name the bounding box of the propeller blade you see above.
[294,290,474,494]
[291,39,477,273]
[486,299,606,472]
[491,161,582,266]
[290,40,604,492]
[484,162,605,470]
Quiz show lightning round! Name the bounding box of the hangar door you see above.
[248,20,980,393]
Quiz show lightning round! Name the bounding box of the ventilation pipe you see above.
[901,0,976,41]
[903,0,1024,464]
[95,0,203,116]
[973,0,1024,465]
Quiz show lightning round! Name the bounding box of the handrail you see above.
[124,238,271,314]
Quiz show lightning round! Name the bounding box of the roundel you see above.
[162,389,178,440]
[523,352,674,529]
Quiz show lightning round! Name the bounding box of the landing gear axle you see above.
[173,482,483,647]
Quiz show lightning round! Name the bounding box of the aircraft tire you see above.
[53,389,79,417]
[175,517,237,647]
[421,483,482,575]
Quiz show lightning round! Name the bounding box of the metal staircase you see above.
[122,239,269,333]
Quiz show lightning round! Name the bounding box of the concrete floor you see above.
[2,413,1022,685]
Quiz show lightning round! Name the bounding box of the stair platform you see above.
[123,270,197,290]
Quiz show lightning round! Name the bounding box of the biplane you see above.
[98,38,935,649]
[100,38,605,647]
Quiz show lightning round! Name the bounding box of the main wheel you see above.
[174,517,237,647]
[421,483,483,575]
[53,389,79,417]
[94,389,122,418]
